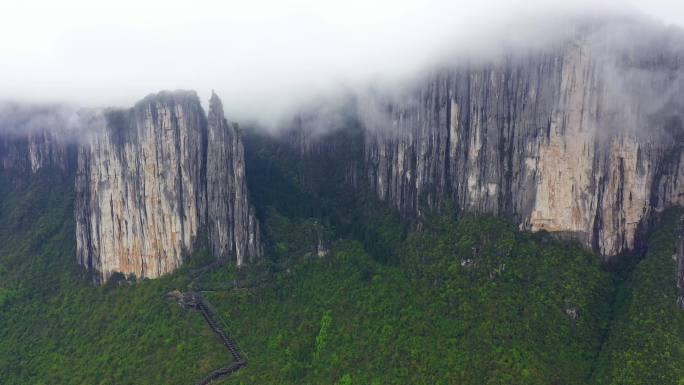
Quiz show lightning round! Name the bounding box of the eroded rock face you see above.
[0,103,82,173]
[75,91,206,281]
[0,92,261,283]
[206,93,261,265]
[0,131,76,173]
[287,21,684,260]
[677,215,684,310]
[75,91,260,282]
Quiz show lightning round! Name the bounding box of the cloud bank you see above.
[0,0,683,125]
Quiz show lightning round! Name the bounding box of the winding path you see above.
[179,291,247,385]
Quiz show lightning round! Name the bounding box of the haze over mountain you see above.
[1,0,683,124]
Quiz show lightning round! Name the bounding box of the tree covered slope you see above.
[593,208,684,385]
[0,170,226,385]
[0,134,682,384]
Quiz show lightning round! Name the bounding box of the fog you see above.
[0,102,104,142]
[0,0,683,126]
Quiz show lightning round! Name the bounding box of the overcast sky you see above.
[0,0,682,122]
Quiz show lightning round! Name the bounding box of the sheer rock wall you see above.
[74,91,260,282]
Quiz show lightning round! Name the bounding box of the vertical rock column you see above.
[75,90,261,283]
[206,92,261,265]
[75,91,208,282]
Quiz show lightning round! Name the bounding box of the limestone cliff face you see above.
[287,21,684,260]
[206,93,261,265]
[0,131,76,173]
[677,215,684,310]
[0,104,81,173]
[75,91,260,282]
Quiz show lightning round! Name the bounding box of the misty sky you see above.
[1,0,682,122]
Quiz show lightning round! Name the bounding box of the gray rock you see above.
[206,92,262,265]
[75,91,261,283]
[285,20,684,262]
[0,92,261,284]
[0,103,81,173]
[677,215,684,311]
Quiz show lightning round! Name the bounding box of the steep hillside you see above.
[0,131,683,384]
[593,208,684,385]
[197,215,614,385]
[0,169,230,385]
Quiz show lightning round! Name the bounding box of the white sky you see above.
[0,0,682,121]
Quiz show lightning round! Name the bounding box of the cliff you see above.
[284,20,684,260]
[1,19,682,283]
[0,103,81,173]
[206,93,261,265]
[678,214,684,310]
[73,91,260,282]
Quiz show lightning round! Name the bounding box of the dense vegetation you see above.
[0,170,227,385]
[0,131,683,384]
[593,208,684,385]
[194,212,613,385]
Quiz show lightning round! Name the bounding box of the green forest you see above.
[0,132,683,384]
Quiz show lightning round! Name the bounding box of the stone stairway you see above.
[178,290,247,385]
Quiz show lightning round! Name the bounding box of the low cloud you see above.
[0,102,104,143]
[0,1,682,132]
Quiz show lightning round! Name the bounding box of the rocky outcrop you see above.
[0,92,260,283]
[75,91,206,281]
[0,103,81,173]
[75,91,260,282]
[677,215,684,310]
[206,93,261,265]
[285,20,684,260]
[0,131,76,173]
